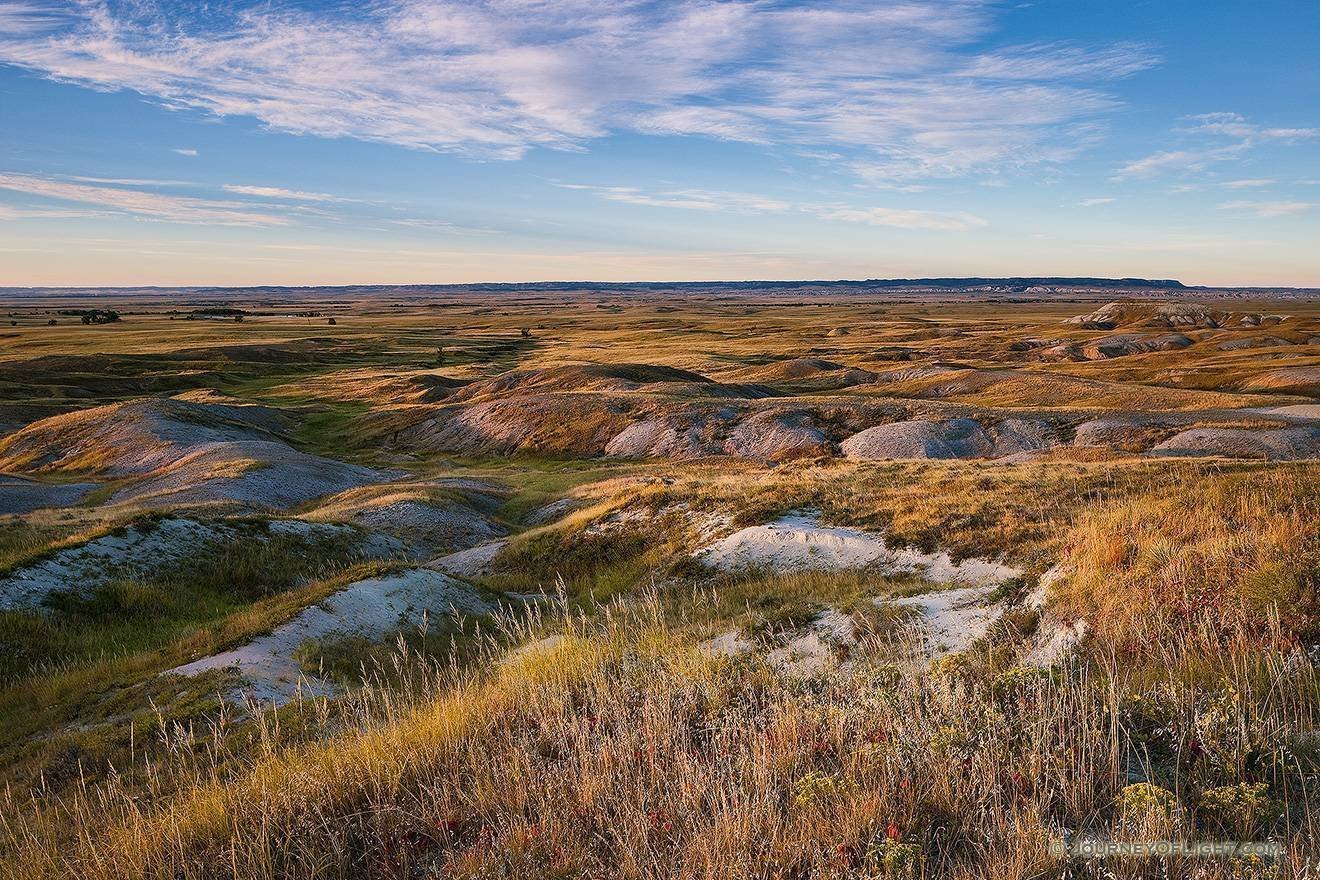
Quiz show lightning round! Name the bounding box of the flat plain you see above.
[0,282,1316,879]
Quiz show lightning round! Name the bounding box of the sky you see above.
[0,0,1317,288]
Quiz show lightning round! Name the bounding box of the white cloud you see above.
[563,181,982,230]
[222,184,343,202]
[172,148,199,157]
[1183,112,1317,143]
[1080,197,1117,206]
[960,41,1157,80]
[388,218,498,235]
[0,1,1158,182]
[561,184,790,214]
[809,205,987,232]
[1117,114,1315,181]
[0,2,55,35]
[1218,200,1314,218]
[1114,149,1210,180]
[0,173,290,226]
[1221,178,1276,189]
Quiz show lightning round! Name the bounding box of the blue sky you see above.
[0,0,1317,287]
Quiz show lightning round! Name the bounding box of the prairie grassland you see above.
[0,460,1314,878]
[1,291,1316,877]
[2,598,1314,880]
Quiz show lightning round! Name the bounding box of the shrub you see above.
[1198,782,1280,836]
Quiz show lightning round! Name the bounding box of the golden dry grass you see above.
[1,291,1317,878]
[1056,468,1318,655]
[3,600,1315,880]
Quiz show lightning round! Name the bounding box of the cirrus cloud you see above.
[1218,200,1314,218]
[808,205,987,232]
[0,173,292,226]
[0,1,1157,183]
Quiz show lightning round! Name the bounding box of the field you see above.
[0,283,1316,879]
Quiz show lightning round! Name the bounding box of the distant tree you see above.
[520,327,532,338]
[47,319,57,326]
[435,347,447,366]
[234,315,243,323]
[76,309,120,324]
[327,317,337,325]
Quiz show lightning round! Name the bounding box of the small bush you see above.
[1198,782,1280,836]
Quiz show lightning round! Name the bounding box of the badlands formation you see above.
[0,285,1315,878]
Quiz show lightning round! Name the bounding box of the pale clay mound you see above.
[1150,426,1320,460]
[299,478,508,556]
[168,568,492,705]
[109,439,392,510]
[702,556,1081,673]
[604,411,728,459]
[722,410,832,461]
[1239,366,1320,397]
[0,397,291,476]
[840,418,992,460]
[0,396,391,511]
[0,474,97,516]
[1071,417,1170,451]
[696,512,1026,670]
[523,498,581,526]
[1063,301,1282,330]
[429,540,508,579]
[1043,333,1193,361]
[337,499,505,553]
[0,518,404,613]
[698,512,1022,585]
[1253,404,1320,420]
[888,586,1003,658]
[839,418,1053,461]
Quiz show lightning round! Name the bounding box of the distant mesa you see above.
[1063,301,1288,331]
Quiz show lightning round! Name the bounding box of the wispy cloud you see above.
[561,182,981,231]
[1182,112,1317,142]
[0,2,56,35]
[0,173,290,226]
[1221,178,1276,189]
[0,1,1158,183]
[809,205,987,232]
[1114,149,1218,180]
[222,184,343,203]
[959,41,1157,80]
[388,218,499,235]
[560,184,790,214]
[1218,200,1314,218]
[172,148,199,157]
[1115,113,1314,181]
[1080,197,1117,206]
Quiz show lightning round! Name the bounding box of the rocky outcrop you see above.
[0,397,390,511]
[0,474,96,516]
[1064,302,1243,330]
[1072,418,1170,452]
[450,364,714,402]
[989,418,1058,456]
[605,411,729,459]
[404,395,638,456]
[1044,333,1193,361]
[0,397,293,476]
[722,411,832,462]
[1238,366,1320,397]
[840,418,993,460]
[1151,427,1320,460]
